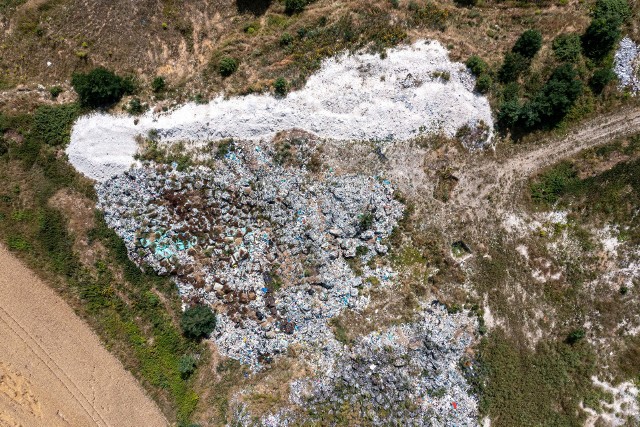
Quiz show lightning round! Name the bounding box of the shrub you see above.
[71,67,134,108]
[151,76,166,93]
[218,57,238,77]
[497,99,521,129]
[589,67,616,94]
[498,52,530,83]
[566,328,586,344]
[273,77,288,96]
[33,104,80,146]
[552,34,582,62]
[475,74,493,94]
[513,29,543,59]
[128,98,145,115]
[581,0,630,60]
[465,55,488,76]
[285,0,307,14]
[180,305,216,340]
[530,161,578,204]
[455,0,478,6]
[593,0,630,22]
[49,86,63,98]
[280,32,294,46]
[359,211,374,230]
[178,354,197,379]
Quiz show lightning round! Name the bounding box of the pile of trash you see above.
[614,37,640,94]
[96,138,404,368]
[231,302,479,426]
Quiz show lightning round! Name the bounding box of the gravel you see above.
[614,37,640,94]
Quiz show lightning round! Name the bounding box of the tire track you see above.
[0,305,109,427]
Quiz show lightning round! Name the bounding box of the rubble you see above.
[614,37,640,94]
[96,139,404,368]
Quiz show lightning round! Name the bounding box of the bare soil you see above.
[0,244,168,427]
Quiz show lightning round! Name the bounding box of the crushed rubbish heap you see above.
[231,302,479,427]
[97,137,404,368]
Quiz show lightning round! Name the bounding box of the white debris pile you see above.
[239,302,479,426]
[96,139,404,368]
[614,37,640,93]
[67,40,493,181]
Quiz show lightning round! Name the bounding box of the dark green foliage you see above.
[218,57,238,77]
[566,328,586,344]
[475,74,492,94]
[454,0,478,7]
[581,0,630,60]
[589,67,616,94]
[151,76,166,93]
[71,67,134,108]
[38,207,77,275]
[279,32,294,46]
[273,77,288,96]
[359,211,374,230]
[33,104,80,146]
[179,354,197,379]
[512,29,543,59]
[285,0,307,14]
[181,305,216,340]
[497,99,521,129]
[128,98,145,115]
[552,33,582,62]
[530,161,578,204]
[215,139,236,159]
[498,52,530,83]
[465,55,488,76]
[48,86,63,98]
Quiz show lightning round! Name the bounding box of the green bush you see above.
[465,55,488,76]
[49,86,63,98]
[179,354,197,379]
[181,305,216,340]
[285,0,307,14]
[280,32,294,46]
[71,67,134,108]
[581,0,630,60]
[32,104,80,146]
[218,57,238,77]
[589,67,616,94]
[151,76,166,93]
[273,77,288,96]
[566,328,586,344]
[498,52,530,83]
[128,98,145,115]
[512,29,543,59]
[475,74,493,94]
[552,34,582,62]
[530,161,578,204]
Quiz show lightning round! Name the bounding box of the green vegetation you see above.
[128,97,145,115]
[48,85,63,99]
[273,77,288,96]
[465,55,488,76]
[566,328,586,344]
[181,305,217,340]
[475,74,492,94]
[530,161,578,204]
[285,0,308,15]
[552,33,582,63]
[581,0,630,60]
[589,67,615,94]
[512,29,542,59]
[473,330,597,426]
[179,354,197,379]
[359,211,374,231]
[498,52,530,83]
[71,67,134,108]
[218,57,239,77]
[152,76,166,93]
[33,104,80,146]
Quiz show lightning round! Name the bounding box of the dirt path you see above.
[451,106,640,213]
[0,245,168,427]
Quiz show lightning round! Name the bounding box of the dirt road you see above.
[0,245,168,427]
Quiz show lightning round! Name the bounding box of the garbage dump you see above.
[229,302,479,426]
[96,137,405,368]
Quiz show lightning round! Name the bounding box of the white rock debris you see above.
[614,37,640,94]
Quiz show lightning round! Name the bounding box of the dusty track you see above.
[452,106,640,214]
[0,245,168,427]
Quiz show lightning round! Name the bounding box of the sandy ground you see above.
[66,40,492,181]
[0,245,168,427]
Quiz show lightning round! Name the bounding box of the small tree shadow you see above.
[236,0,272,15]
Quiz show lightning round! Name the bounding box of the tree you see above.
[475,74,493,94]
[274,77,288,96]
[552,34,582,62]
[218,57,239,77]
[178,354,197,379]
[589,67,616,94]
[285,0,307,14]
[71,67,134,108]
[465,55,488,76]
[581,0,630,60]
[180,305,216,340]
[512,29,543,59]
[498,52,530,83]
